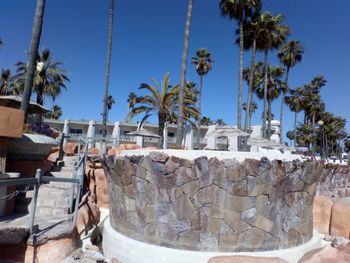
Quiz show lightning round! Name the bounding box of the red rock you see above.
[313,196,334,234]
[298,244,350,263]
[0,231,76,263]
[208,256,288,263]
[6,159,52,177]
[330,197,350,239]
[244,159,259,177]
[77,195,101,234]
[88,147,100,155]
[49,128,60,139]
[50,146,59,154]
[107,148,122,156]
[63,142,78,156]
[119,143,141,150]
[86,165,109,208]
[47,151,59,163]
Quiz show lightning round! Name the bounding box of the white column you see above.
[163,122,168,149]
[87,120,96,147]
[136,136,143,148]
[112,121,120,146]
[182,125,193,150]
[205,125,216,150]
[63,119,70,144]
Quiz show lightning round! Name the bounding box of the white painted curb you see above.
[103,218,322,263]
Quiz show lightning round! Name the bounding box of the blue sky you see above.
[0,0,349,140]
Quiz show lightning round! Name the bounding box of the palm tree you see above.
[20,0,46,117]
[284,87,304,146]
[176,0,193,146]
[102,0,115,137]
[191,48,213,125]
[255,65,286,138]
[256,13,289,138]
[215,118,226,126]
[219,0,261,130]
[15,48,69,106]
[45,104,62,119]
[239,12,274,131]
[200,116,213,126]
[242,101,258,128]
[0,69,13,95]
[127,92,138,108]
[127,73,198,145]
[296,123,313,150]
[192,48,213,147]
[278,40,304,143]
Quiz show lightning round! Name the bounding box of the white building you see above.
[43,118,280,151]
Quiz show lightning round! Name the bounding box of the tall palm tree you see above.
[220,0,261,130]
[239,12,273,131]
[256,13,289,137]
[191,47,213,146]
[284,87,304,146]
[127,73,198,145]
[278,40,304,143]
[20,0,46,117]
[242,101,258,128]
[200,116,213,126]
[176,0,193,146]
[45,104,62,119]
[255,65,286,138]
[0,69,13,95]
[15,48,69,106]
[102,0,115,137]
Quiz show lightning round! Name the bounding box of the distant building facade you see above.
[43,118,281,150]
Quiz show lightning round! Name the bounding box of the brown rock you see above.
[76,195,101,234]
[86,165,109,208]
[208,256,288,263]
[47,151,59,163]
[63,142,78,156]
[330,197,350,239]
[6,159,52,177]
[245,159,260,177]
[107,148,121,156]
[0,231,76,263]
[313,196,333,235]
[298,244,350,263]
[0,106,24,138]
[172,193,196,220]
[88,147,100,155]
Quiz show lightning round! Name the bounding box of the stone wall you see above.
[102,152,322,252]
[317,166,350,199]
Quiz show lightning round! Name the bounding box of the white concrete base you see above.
[103,219,323,263]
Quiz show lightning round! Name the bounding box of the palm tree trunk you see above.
[20,0,46,118]
[237,20,244,130]
[158,112,166,147]
[244,38,256,132]
[311,113,315,156]
[294,111,297,147]
[102,0,115,138]
[267,99,272,139]
[279,67,289,143]
[196,74,203,149]
[262,49,268,138]
[176,0,193,146]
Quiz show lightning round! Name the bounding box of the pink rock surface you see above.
[330,197,350,239]
[298,244,350,263]
[313,196,334,234]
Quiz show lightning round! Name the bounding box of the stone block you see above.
[179,230,200,250]
[313,196,333,235]
[0,106,24,138]
[330,197,350,239]
[172,193,196,220]
[218,234,238,252]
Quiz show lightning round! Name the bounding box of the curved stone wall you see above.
[102,151,322,252]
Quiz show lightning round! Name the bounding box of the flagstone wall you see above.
[102,152,322,252]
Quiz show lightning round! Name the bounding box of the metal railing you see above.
[0,135,89,243]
